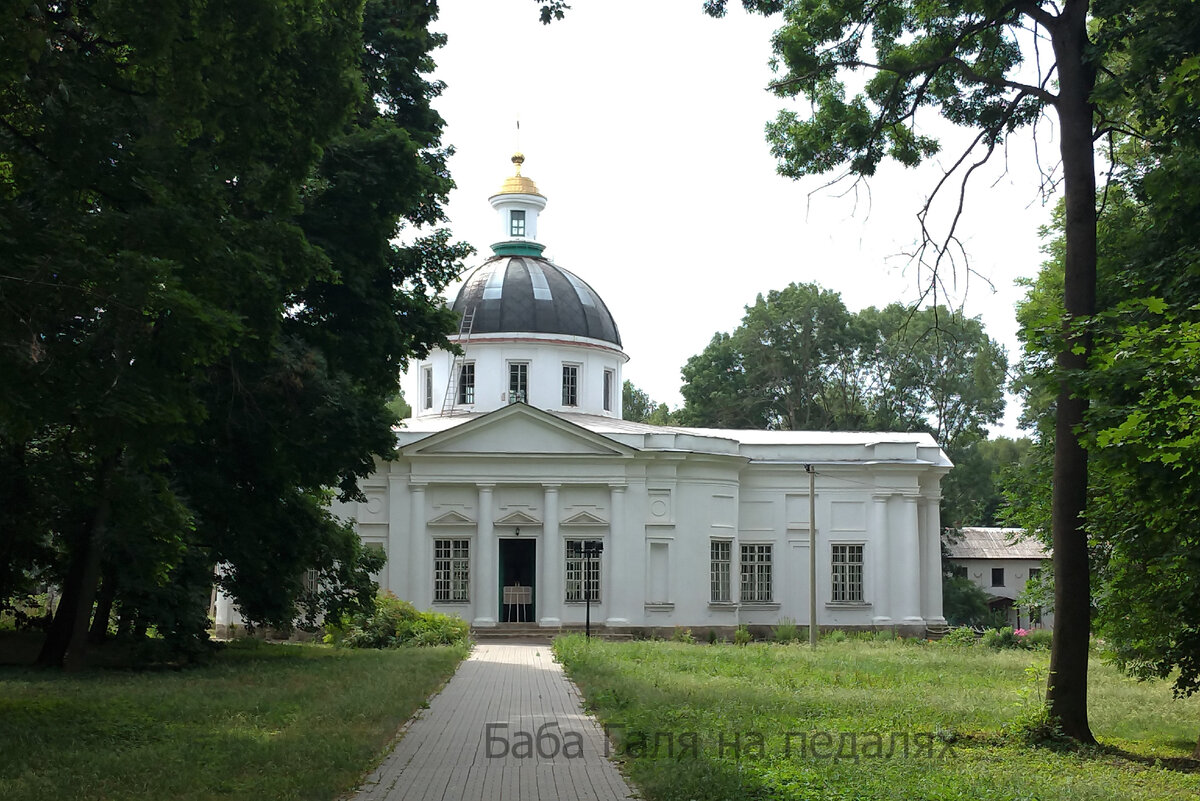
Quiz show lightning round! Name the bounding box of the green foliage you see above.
[678,284,1007,445]
[940,436,1031,529]
[326,593,469,649]
[0,0,469,665]
[940,626,978,647]
[670,627,696,644]
[552,636,1200,800]
[0,640,466,801]
[982,627,1049,652]
[941,574,992,627]
[771,617,800,643]
[732,624,752,646]
[822,628,848,644]
[622,380,678,425]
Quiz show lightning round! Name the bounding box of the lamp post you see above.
[583,541,603,639]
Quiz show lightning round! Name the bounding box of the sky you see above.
[427,0,1062,437]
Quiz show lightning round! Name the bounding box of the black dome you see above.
[451,256,622,347]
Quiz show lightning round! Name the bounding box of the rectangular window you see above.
[710,540,732,602]
[433,539,470,602]
[422,365,433,410]
[603,369,614,412]
[992,567,1005,587]
[1028,567,1041,582]
[510,209,526,237]
[562,363,579,406]
[739,543,772,603]
[457,362,475,405]
[952,564,968,579]
[831,544,864,602]
[565,539,602,602]
[508,362,528,404]
[648,542,669,603]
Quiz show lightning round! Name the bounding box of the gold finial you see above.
[495,151,542,197]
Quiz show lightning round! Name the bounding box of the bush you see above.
[822,629,847,643]
[1024,629,1052,650]
[941,626,978,647]
[325,592,469,648]
[671,627,696,644]
[706,628,719,644]
[733,624,752,646]
[982,626,1048,651]
[772,617,800,643]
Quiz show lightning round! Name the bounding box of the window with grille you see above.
[508,362,528,403]
[710,540,732,602]
[457,362,475,405]
[992,567,1005,587]
[739,543,772,603]
[565,540,601,602]
[562,364,579,406]
[510,210,526,237]
[422,365,433,410]
[603,369,614,412]
[433,539,470,602]
[831,544,864,602]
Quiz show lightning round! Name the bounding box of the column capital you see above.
[476,483,495,492]
[409,481,427,492]
[542,483,561,491]
[609,483,627,493]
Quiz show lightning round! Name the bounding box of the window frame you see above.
[710,539,732,603]
[991,567,1006,587]
[739,543,773,603]
[564,539,602,603]
[830,543,865,603]
[422,365,433,410]
[508,361,529,404]
[457,361,475,405]
[603,369,614,412]
[433,538,470,602]
[561,363,580,407]
[510,209,526,237]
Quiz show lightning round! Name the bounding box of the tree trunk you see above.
[36,459,116,670]
[1045,0,1098,746]
[1193,732,1200,760]
[88,573,117,645]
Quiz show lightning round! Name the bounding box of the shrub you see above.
[822,629,847,643]
[733,624,752,646]
[1024,628,1052,650]
[982,626,1046,650]
[941,626,978,647]
[326,592,469,648]
[671,627,696,644]
[706,628,719,644]
[772,617,800,643]
[872,629,896,643]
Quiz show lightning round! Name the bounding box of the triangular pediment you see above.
[561,510,608,526]
[427,510,475,526]
[403,403,637,458]
[495,510,542,526]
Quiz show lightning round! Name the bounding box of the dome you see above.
[451,256,622,348]
[492,152,543,197]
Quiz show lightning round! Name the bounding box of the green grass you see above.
[0,638,467,801]
[553,635,1200,801]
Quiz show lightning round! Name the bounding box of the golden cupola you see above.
[488,153,548,257]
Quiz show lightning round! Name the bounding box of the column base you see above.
[472,617,497,628]
[538,617,562,628]
[871,616,894,626]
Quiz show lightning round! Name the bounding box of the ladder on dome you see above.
[440,307,476,417]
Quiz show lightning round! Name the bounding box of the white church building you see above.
[317,154,952,637]
[213,155,951,637]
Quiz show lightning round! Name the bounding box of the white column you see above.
[387,473,406,595]
[539,484,562,627]
[214,587,235,638]
[473,484,496,627]
[605,484,630,627]
[890,494,923,626]
[871,494,892,625]
[921,496,946,624]
[407,483,426,607]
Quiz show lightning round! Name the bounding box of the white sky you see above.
[429,0,1061,437]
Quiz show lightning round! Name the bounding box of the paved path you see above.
[353,642,637,801]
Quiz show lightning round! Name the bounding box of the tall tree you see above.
[0,0,467,666]
[704,0,1197,742]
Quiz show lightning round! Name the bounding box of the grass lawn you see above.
[553,634,1200,801]
[0,637,467,801]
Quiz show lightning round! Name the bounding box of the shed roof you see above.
[944,527,1049,560]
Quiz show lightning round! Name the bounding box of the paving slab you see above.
[353,643,637,801]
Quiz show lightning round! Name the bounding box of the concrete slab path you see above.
[352,642,637,801]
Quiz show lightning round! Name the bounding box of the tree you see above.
[703,0,1198,742]
[940,436,1031,530]
[0,0,467,667]
[677,285,1007,451]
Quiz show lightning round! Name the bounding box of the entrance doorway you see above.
[498,538,536,623]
